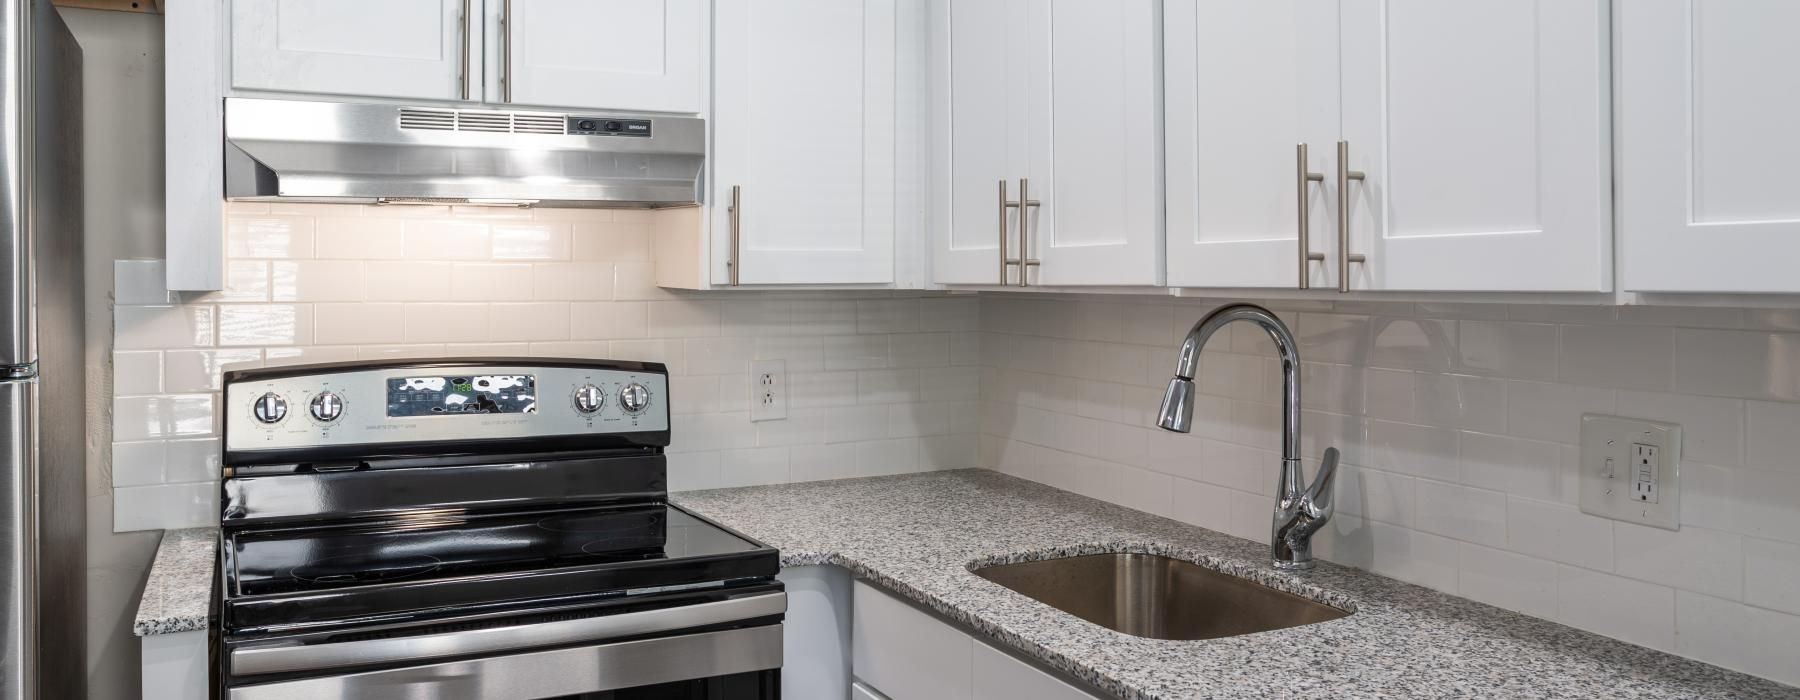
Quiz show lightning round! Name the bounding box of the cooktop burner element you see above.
[288,553,443,586]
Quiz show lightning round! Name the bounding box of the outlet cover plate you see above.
[749,359,787,422]
[1579,414,1680,530]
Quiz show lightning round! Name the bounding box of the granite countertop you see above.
[672,469,1798,700]
[133,528,217,636]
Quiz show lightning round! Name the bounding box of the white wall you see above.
[979,294,1800,687]
[61,8,169,699]
[110,204,983,531]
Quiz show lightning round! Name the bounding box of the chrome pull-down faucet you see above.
[1156,304,1339,570]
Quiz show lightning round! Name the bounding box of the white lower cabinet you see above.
[850,580,1098,700]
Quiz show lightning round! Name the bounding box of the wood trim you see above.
[52,0,162,13]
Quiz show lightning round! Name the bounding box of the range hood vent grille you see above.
[397,107,569,135]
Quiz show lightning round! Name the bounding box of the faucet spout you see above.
[1156,303,1339,570]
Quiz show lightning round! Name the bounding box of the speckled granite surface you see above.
[672,470,1799,700]
[133,528,217,636]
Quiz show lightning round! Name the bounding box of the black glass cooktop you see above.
[221,503,777,633]
[229,504,762,597]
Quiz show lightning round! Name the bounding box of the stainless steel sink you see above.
[971,553,1350,640]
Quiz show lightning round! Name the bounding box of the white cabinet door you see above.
[1028,0,1163,286]
[1163,1,1338,289]
[971,640,1099,700]
[932,0,1028,285]
[1339,0,1611,292]
[711,0,896,285]
[499,0,704,113]
[231,0,470,100]
[851,582,972,700]
[933,0,1161,287]
[1619,0,1800,293]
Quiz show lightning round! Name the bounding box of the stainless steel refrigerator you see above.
[1,0,82,698]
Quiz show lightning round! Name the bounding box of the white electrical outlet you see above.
[1579,414,1680,530]
[749,359,787,422]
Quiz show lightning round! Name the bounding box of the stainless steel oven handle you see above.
[230,624,783,700]
[230,591,786,677]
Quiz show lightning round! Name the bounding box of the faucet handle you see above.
[1305,447,1340,517]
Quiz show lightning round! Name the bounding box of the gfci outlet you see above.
[1579,414,1680,530]
[749,360,787,422]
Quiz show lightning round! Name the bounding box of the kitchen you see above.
[5,0,1799,698]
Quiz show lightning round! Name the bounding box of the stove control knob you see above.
[619,383,651,415]
[308,391,345,423]
[573,384,605,414]
[252,392,288,424]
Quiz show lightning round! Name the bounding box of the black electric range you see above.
[215,359,783,700]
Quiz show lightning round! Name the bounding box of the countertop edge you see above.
[132,527,217,637]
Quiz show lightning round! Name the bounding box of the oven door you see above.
[225,591,784,700]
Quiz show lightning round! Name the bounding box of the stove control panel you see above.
[224,361,668,454]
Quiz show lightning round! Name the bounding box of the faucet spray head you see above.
[1156,377,1196,433]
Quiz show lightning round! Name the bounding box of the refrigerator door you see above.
[0,378,37,700]
[0,0,29,369]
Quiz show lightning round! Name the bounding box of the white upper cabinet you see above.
[497,0,705,113]
[1338,0,1611,292]
[1618,0,1800,294]
[932,0,1162,287]
[710,0,897,285]
[1164,1,1338,289]
[231,0,472,100]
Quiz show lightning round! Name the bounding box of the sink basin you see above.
[971,553,1350,640]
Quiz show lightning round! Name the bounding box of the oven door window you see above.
[558,669,778,699]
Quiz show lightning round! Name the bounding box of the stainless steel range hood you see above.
[224,98,705,208]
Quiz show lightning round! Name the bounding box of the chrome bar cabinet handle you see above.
[999,179,1018,284]
[727,185,742,286]
[1336,140,1366,293]
[459,0,472,100]
[1016,177,1041,287]
[501,0,514,103]
[1296,143,1325,290]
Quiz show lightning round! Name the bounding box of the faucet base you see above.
[1271,558,1316,571]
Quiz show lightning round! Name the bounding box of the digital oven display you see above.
[386,375,537,417]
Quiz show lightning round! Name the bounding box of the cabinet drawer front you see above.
[851,581,972,700]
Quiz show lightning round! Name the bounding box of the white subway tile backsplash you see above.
[1744,537,1800,616]
[531,262,615,301]
[489,302,572,342]
[228,215,316,258]
[491,221,572,260]
[1506,496,1615,569]
[362,261,452,301]
[115,305,214,350]
[112,351,161,395]
[1415,480,1507,547]
[272,260,367,302]
[1457,543,1558,619]
[1745,401,1800,472]
[1557,565,1677,651]
[1458,321,1558,380]
[1674,329,1800,401]
[218,304,313,346]
[314,217,406,259]
[1614,523,1745,601]
[1676,591,1800,688]
[1560,324,1675,391]
[163,349,263,393]
[1615,390,1744,467]
[402,219,490,259]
